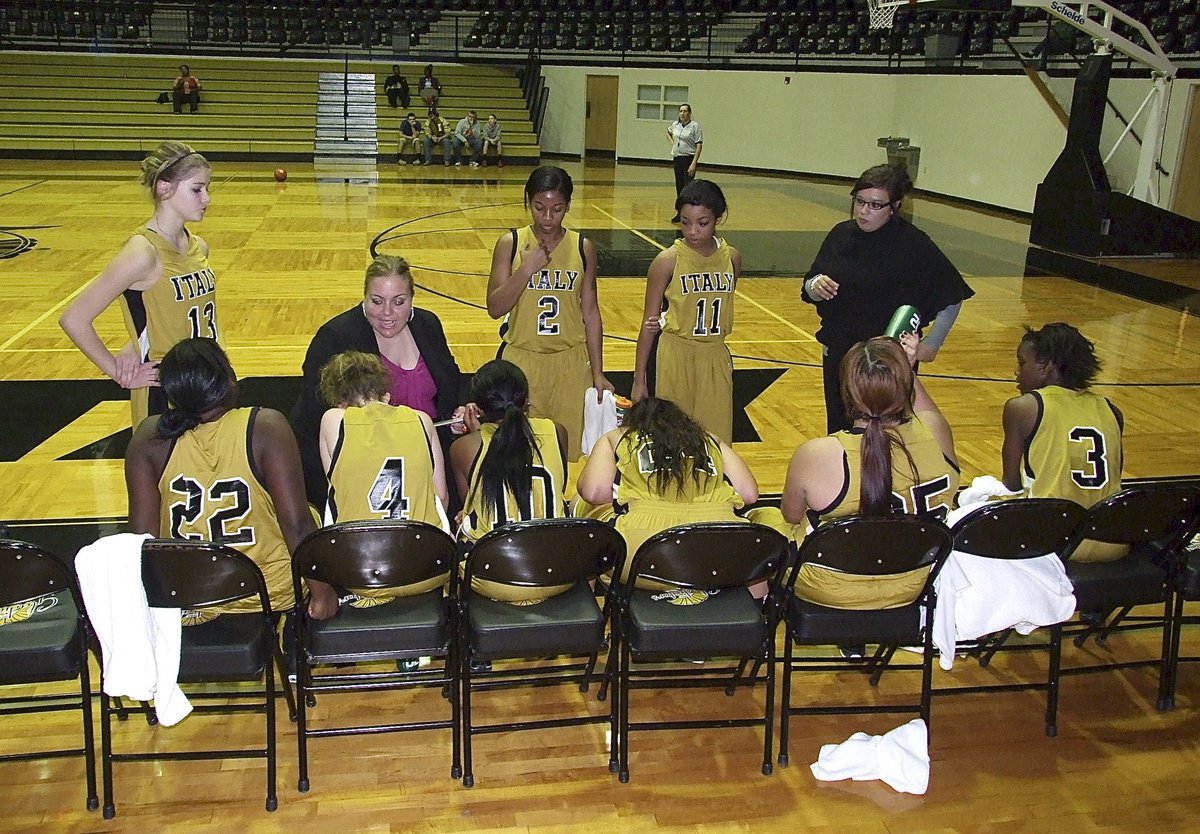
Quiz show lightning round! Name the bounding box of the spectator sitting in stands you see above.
[424,110,453,167]
[399,113,425,165]
[418,64,441,113]
[172,64,201,114]
[481,114,503,168]
[453,110,483,168]
[385,65,410,109]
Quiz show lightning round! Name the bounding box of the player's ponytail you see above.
[156,338,237,440]
[466,360,542,514]
[840,337,919,516]
[140,140,210,202]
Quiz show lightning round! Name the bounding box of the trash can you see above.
[877,136,920,181]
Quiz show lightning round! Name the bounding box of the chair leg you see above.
[295,645,310,792]
[79,646,99,811]
[607,615,620,774]
[449,644,462,780]
[1157,591,1181,711]
[920,630,934,742]
[1094,604,1134,646]
[727,655,752,696]
[272,638,298,722]
[976,629,1013,668]
[265,653,278,812]
[761,645,775,776]
[100,693,115,819]
[461,646,475,788]
[868,644,898,687]
[617,637,631,783]
[778,629,793,767]
[1046,622,1062,738]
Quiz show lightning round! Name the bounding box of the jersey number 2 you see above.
[537,296,560,335]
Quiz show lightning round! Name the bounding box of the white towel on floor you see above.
[75,533,192,726]
[810,718,930,794]
[581,387,619,456]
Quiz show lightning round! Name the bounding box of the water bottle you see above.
[884,305,921,339]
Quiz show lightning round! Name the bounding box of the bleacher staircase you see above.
[316,72,377,160]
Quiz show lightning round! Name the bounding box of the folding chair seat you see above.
[291,520,460,792]
[100,539,281,819]
[778,515,952,767]
[459,518,625,788]
[614,522,789,783]
[931,498,1088,737]
[0,540,99,811]
[1056,485,1200,714]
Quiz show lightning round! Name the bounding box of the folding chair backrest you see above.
[628,522,789,591]
[141,539,270,611]
[1063,485,1200,558]
[952,498,1088,559]
[793,515,953,579]
[464,518,625,589]
[0,539,78,607]
[294,520,456,589]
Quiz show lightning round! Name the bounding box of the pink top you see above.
[381,353,438,419]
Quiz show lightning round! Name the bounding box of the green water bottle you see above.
[884,305,921,339]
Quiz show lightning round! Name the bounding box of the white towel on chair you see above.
[810,718,929,794]
[75,533,192,726]
[581,387,619,456]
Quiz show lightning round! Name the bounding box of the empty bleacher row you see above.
[0,52,541,163]
[1,0,1198,60]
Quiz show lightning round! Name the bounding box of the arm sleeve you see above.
[922,301,962,351]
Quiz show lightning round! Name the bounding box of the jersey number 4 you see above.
[368,457,411,519]
[187,300,218,340]
[168,475,255,545]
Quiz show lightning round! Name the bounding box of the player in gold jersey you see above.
[318,351,451,603]
[450,360,570,603]
[1003,322,1125,561]
[576,396,757,586]
[124,339,338,622]
[487,166,613,458]
[61,141,219,427]
[780,336,958,609]
[633,180,740,442]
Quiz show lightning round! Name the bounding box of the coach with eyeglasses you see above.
[802,163,973,433]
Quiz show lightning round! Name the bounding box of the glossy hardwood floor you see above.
[1,157,1199,830]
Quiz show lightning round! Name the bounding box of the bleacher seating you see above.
[0,52,541,164]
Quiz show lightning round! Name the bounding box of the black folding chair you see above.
[614,522,789,783]
[777,515,952,767]
[1160,492,1200,709]
[291,520,460,791]
[0,539,98,811]
[458,518,625,788]
[1057,485,1200,713]
[101,539,281,818]
[933,498,1088,737]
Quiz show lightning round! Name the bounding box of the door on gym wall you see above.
[585,75,618,158]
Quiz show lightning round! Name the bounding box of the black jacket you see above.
[289,304,464,510]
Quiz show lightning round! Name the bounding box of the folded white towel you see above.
[75,533,192,726]
[581,387,619,456]
[810,718,930,794]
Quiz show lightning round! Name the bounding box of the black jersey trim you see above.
[122,287,149,361]
[245,407,269,491]
[1023,391,1045,480]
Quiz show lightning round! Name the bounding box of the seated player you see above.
[1002,322,1125,561]
[318,351,451,605]
[575,396,757,586]
[450,359,570,604]
[780,335,959,609]
[124,338,338,622]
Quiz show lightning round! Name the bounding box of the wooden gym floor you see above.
[1,157,1199,830]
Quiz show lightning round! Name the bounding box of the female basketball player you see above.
[779,335,958,608]
[631,179,740,442]
[60,140,217,427]
[575,396,757,584]
[318,350,451,603]
[450,360,570,603]
[487,166,612,459]
[124,338,338,620]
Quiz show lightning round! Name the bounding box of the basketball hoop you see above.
[866,0,915,31]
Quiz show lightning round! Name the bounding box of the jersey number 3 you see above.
[1069,426,1109,489]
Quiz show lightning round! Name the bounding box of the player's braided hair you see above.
[157,338,236,439]
[1021,323,1101,390]
[466,360,544,516]
[140,140,209,200]
[620,397,714,498]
